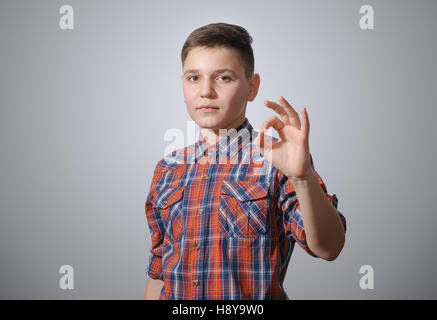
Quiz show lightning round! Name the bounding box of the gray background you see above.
[1,0,436,299]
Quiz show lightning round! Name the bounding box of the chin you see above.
[193,116,223,129]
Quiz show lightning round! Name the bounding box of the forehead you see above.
[183,46,244,73]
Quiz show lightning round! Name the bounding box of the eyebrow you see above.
[183,69,237,76]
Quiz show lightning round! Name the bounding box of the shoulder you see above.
[153,141,198,172]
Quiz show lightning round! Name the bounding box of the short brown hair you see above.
[181,22,254,79]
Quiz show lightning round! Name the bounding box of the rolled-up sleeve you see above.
[276,155,346,257]
[145,163,166,280]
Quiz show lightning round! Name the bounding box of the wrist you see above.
[288,167,317,185]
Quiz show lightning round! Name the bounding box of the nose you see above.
[200,78,215,98]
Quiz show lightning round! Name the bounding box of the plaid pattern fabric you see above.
[145,118,346,300]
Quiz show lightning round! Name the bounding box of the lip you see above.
[197,105,219,112]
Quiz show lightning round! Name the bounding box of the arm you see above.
[255,96,346,261]
[144,162,166,298]
[289,170,345,260]
[144,277,164,300]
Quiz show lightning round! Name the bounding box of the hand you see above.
[254,96,313,181]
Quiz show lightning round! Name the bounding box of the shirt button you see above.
[194,242,200,249]
[199,208,203,214]
[193,280,200,286]
[204,174,210,180]
[163,200,168,205]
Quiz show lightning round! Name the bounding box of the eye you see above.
[187,75,198,81]
[217,75,232,81]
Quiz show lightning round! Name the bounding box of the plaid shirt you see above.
[145,117,346,300]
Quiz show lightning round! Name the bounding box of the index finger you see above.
[264,100,290,124]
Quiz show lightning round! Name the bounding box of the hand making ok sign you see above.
[254,96,313,181]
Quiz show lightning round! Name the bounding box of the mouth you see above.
[197,105,220,112]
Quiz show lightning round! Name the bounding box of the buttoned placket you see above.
[190,127,249,299]
[191,148,215,299]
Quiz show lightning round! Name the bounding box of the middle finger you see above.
[278,96,301,129]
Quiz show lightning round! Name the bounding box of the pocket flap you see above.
[221,180,269,201]
[155,186,185,209]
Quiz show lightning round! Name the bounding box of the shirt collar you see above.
[193,117,254,163]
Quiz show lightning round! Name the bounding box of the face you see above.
[182,46,260,134]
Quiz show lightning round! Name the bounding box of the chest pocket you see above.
[154,186,185,242]
[219,180,270,238]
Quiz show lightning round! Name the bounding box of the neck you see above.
[200,114,246,145]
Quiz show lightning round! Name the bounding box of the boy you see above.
[144,22,346,300]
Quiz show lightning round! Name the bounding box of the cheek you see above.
[182,85,196,104]
[220,84,248,106]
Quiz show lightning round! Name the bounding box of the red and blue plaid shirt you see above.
[145,117,346,299]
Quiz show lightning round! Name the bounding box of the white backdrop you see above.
[1,0,436,299]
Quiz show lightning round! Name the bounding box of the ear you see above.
[247,73,260,102]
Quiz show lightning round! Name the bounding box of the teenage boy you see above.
[144,22,346,300]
